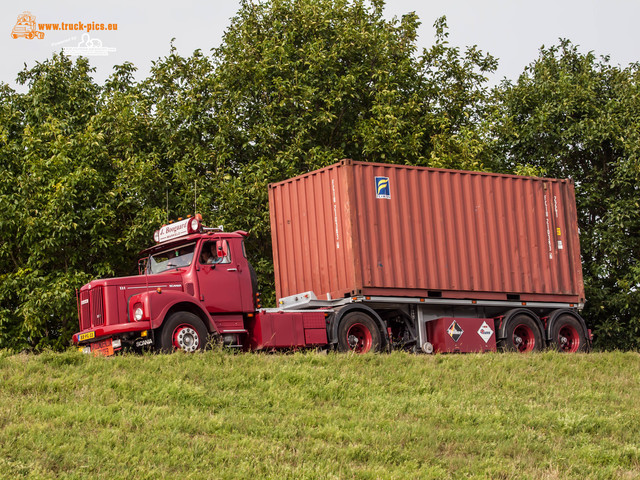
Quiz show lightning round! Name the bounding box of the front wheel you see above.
[550,315,588,352]
[502,314,543,352]
[159,312,208,353]
[337,312,382,353]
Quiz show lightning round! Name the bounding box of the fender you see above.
[496,308,543,340]
[128,290,216,333]
[545,308,589,343]
[328,304,388,347]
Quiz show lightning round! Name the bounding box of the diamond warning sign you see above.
[447,320,464,342]
[477,321,494,343]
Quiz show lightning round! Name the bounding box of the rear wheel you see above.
[502,314,542,352]
[550,315,587,352]
[337,312,382,353]
[160,312,208,353]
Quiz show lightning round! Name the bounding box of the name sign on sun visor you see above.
[154,217,201,243]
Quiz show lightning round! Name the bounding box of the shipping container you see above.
[269,159,585,305]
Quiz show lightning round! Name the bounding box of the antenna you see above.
[166,186,169,223]
[194,179,197,215]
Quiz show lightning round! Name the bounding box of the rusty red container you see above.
[268,160,585,304]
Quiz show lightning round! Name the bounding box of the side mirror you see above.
[138,258,147,275]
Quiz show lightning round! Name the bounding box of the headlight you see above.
[134,307,144,321]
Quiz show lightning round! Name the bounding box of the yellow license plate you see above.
[78,331,95,341]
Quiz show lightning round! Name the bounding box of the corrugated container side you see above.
[269,160,585,304]
[270,164,356,301]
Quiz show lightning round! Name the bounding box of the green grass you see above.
[0,350,639,479]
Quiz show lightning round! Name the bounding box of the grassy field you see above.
[0,350,639,479]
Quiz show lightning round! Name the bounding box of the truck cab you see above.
[73,217,257,355]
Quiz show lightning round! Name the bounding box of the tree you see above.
[0,55,102,350]
[0,55,165,350]
[0,1,499,349]
[419,17,499,171]
[200,0,496,299]
[491,40,640,349]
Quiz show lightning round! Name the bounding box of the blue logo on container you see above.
[375,176,390,199]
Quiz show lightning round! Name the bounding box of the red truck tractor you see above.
[73,161,591,355]
[73,216,329,355]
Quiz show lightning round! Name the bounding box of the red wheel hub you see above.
[558,325,580,353]
[347,323,373,353]
[172,324,200,352]
[512,324,536,352]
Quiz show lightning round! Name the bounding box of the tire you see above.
[502,314,542,353]
[550,315,588,353]
[159,312,208,353]
[337,312,382,353]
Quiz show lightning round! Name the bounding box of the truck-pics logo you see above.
[447,320,464,342]
[11,11,44,39]
[11,11,118,56]
[375,176,390,199]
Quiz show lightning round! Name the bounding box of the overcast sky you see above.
[3,0,639,92]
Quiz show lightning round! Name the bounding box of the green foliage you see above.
[1,2,500,349]
[491,40,640,348]
[0,351,639,478]
[420,17,498,171]
[5,0,637,351]
[206,0,428,298]
[198,2,496,299]
[0,55,165,350]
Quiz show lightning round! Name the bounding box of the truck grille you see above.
[79,287,104,330]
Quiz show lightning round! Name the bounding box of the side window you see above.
[200,240,232,265]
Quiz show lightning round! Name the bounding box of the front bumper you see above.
[73,321,152,345]
[74,322,153,356]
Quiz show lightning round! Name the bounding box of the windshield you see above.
[146,243,196,274]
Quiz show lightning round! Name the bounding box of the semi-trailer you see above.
[73,160,590,355]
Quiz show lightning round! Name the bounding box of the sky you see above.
[3,0,639,92]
